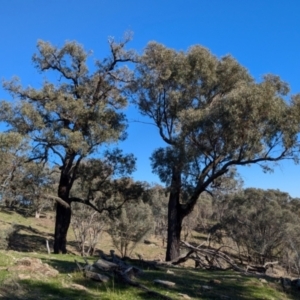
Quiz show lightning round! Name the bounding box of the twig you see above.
[46,239,51,255]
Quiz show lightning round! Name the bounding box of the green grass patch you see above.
[0,209,299,299]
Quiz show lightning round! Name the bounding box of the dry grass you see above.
[0,207,299,300]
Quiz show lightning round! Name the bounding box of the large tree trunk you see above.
[54,170,72,254]
[166,193,183,261]
[53,201,71,254]
[166,170,183,261]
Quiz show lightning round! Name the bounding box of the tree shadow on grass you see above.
[0,207,14,215]
[136,267,300,300]
[0,279,97,300]
[3,249,297,300]
[72,277,161,300]
[0,206,31,217]
[40,257,77,274]
[8,224,53,253]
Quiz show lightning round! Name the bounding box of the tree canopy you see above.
[0,36,137,253]
[219,188,298,264]
[132,42,300,260]
[0,38,300,259]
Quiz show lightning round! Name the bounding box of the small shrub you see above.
[108,200,154,257]
[71,204,107,256]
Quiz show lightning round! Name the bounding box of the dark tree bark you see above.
[54,163,73,254]
[166,170,183,261]
[54,201,71,253]
[165,167,207,261]
[166,196,183,261]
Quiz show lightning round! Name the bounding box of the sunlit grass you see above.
[0,209,298,299]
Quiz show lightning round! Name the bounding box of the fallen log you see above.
[170,249,195,265]
[76,252,174,300]
[180,241,246,272]
[154,279,176,288]
[264,261,278,268]
[94,258,119,272]
[122,266,143,279]
[84,270,110,282]
[74,259,84,271]
[245,261,278,274]
[246,265,266,273]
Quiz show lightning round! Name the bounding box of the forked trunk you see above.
[166,169,182,261]
[53,200,71,254]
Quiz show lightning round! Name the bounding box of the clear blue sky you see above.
[1,0,300,197]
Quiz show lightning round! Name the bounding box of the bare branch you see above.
[45,194,70,209]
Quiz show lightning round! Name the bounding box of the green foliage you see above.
[132,41,300,259]
[133,41,299,210]
[15,162,56,217]
[0,133,58,214]
[108,200,154,257]
[72,154,142,213]
[0,209,298,299]
[219,188,299,264]
[0,36,137,252]
[184,192,213,233]
[0,132,28,207]
[0,39,133,155]
[0,36,135,198]
[143,184,169,245]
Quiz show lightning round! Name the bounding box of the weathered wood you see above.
[170,249,194,265]
[84,264,100,273]
[243,261,278,274]
[122,266,143,278]
[246,265,266,273]
[82,256,90,266]
[74,259,84,271]
[263,261,278,268]
[154,279,176,288]
[46,239,51,255]
[180,241,246,272]
[178,293,191,299]
[84,270,110,282]
[122,267,136,279]
[94,258,119,271]
[78,252,177,299]
[110,250,128,268]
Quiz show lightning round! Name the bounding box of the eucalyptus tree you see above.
[108,199,154,257]
[0,36,136,253]
[144,184,169,245]
[220,188,298,264]
[132,42,300,260]
[71,152,143,216]
[68,151,142,255]
[0,132,28,207]
[16,162,56,218]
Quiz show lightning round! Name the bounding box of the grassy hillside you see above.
[0,208,298,300]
